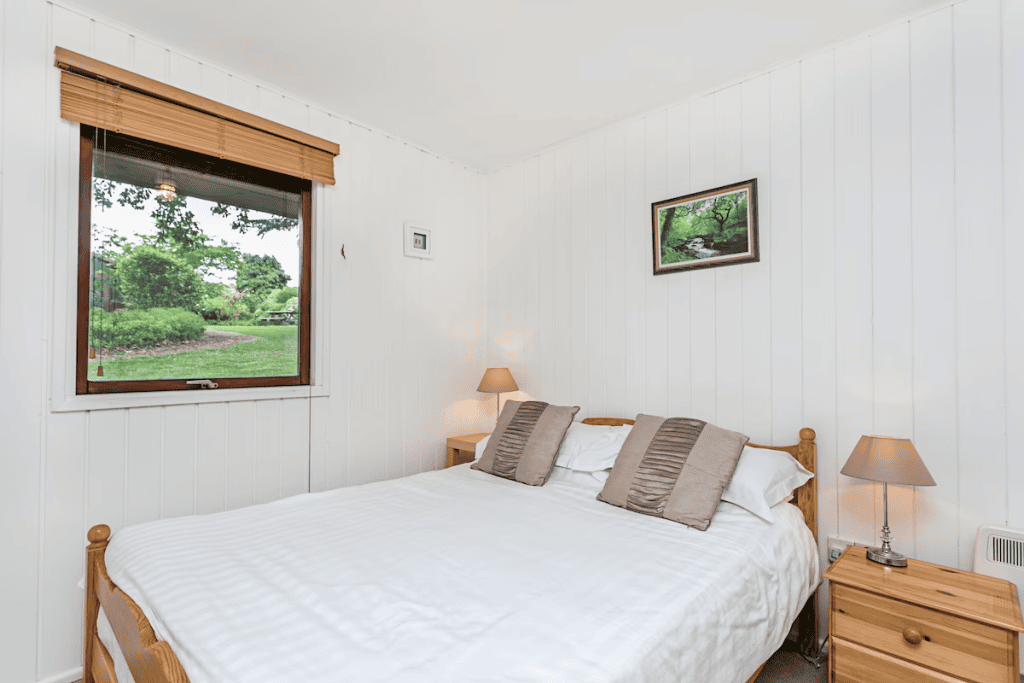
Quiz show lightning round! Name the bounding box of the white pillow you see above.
[554,422,632,472]
[474,434,490,460]
[546,466,610,493]
[476,423,631,472]
[721,445,813,523]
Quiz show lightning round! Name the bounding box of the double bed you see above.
[82,420,820,683]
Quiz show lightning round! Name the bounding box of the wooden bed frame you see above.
[82,423,818,683]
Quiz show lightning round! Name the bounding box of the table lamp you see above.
[840,435,936,567]
[477,368,518,428]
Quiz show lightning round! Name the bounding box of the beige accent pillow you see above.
[472,400,580,485]
[597,414,749,530]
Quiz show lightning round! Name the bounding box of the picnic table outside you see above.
[260,309,298,326]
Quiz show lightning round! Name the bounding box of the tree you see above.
[235,254,290,311]
[117,244,204,311]
[689,194,747,237]
[94,181,298,248]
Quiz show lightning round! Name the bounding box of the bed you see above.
[81,420,820,683]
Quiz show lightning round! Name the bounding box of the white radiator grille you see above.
[989,534,1024,568]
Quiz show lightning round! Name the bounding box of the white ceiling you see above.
[73,0,945,171]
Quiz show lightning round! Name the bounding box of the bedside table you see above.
[446,433,488,468]
[824,545,1022,683]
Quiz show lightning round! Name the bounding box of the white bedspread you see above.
[104,465,819,683]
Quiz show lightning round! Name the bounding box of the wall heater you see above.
[972,524,1024,675]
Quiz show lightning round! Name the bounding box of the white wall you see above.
[487,0,1023,642]
[0,2,490,682]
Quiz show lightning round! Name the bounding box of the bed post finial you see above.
[799,428,816,443]
[84,525,111,683]
[88,524,111,546]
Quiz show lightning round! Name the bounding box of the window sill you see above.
[52,383,329,413]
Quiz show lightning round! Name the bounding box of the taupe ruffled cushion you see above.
[597,414,748,530]
[472,400,579,486]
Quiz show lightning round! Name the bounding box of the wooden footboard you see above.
[84,525,190,683]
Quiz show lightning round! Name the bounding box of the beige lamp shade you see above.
[841,435,936,486]
[477,368,518,394]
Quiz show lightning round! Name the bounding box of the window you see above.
[56,47,337,396]
[77,126,312,393]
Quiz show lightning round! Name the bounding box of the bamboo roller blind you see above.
[56,47,338,185]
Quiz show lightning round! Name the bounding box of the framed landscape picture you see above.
[651,178,759,275]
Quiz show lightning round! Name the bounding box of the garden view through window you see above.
[80,128,310,393]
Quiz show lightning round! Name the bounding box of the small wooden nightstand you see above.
[824,545,1022,683]
[446,433,488,468]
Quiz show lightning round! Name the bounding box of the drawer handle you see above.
[902,627,923,645]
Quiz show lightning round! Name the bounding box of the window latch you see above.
[186,379,219,389]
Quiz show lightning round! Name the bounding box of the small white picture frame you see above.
[403,223,432,259]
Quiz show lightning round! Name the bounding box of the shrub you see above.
[89,307,206,349]
[117,245,204,311]
[199,290,252,322]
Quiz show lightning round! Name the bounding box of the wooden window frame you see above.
[76,124,312,395]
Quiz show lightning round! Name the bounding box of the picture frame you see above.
[651,178,759,275]
[403,223,432,259]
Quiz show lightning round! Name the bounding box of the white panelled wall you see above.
[2,0,1022,681]
[0,2,490,682]
[486,0,1022,645]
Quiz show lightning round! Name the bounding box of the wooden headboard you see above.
[581,418,818,542]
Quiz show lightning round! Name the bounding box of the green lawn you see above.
[88,325,298,381]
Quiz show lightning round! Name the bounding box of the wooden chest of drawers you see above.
[823,546,1022,683]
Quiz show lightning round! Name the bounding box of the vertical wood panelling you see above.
[280,399,310,498]
[126,406,162,525]
[768,64,803,444]
[347,125,386,484]
[485,0,1017,589]
[910,6,959,568]
[569,139,589,411]
[740,74,773,443]
[195,403,227,514]
[713,86,744,432]
[870,22,917,557]
[383,135,405,481]
[225,401,256,509]
[86,409,127,533]
[664,104,691,420]
[604,128,627,420]
[168,53,200,92]
[0,1,47,679]
[552,147,572,407]
[92,22,130,70]
[953,0,1007,568]
[401,143,425,475]
[688,95,717,422]
[644,112,668,417]
[622,120,646,418]
[522,154,541,405]
[132,38,166,80]
[1004,0,1024,531]
[586,136,608,415]
[254,400,283,504]
[800,49,838,638]
[40,412,87,677]
[833,38,878,547]
[318,115,353,491]
[162,405,196,519]
[537,150,558,407]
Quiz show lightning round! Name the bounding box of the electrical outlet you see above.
[827,536,867,564]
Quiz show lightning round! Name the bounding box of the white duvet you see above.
[104,465,819,683]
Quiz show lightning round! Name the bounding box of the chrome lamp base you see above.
[867,481,909,567]
[866,545,908,567]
